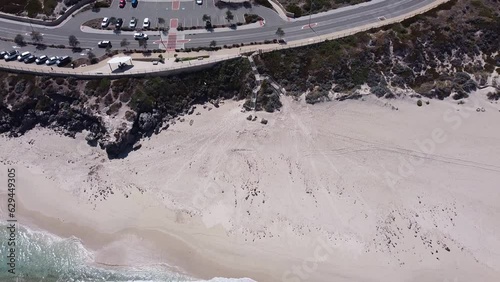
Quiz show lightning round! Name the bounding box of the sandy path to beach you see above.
[1,90,500,281]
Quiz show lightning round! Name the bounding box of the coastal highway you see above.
[183,0,438,47]
[0,0,442,58]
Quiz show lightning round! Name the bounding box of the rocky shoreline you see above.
[0,59,256,158]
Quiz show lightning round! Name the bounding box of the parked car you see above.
[129,18,137,28]
[0,51,7,58]
[119,0,126,8]
[46,56,58,65]
[23,55,36,64]
[101,17,109,28]
[133,33,148,40]
[196,0,202,4]
[17,51,31,62]
[131,0,138,7]
[35,55,48,64]
[98,41,112,48]
[56,56,71,67]
[115,18,123,29]
[143,18,150,29]
[4,50,19,61]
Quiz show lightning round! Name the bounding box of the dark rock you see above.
[14,80,27,94]
[85,132,99,147]
[138,112,155,132]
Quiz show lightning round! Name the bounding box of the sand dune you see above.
[1,90,499,281]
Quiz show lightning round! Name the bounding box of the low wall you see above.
[0,59,225,79]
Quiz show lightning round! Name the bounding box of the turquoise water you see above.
[0,222,250,282]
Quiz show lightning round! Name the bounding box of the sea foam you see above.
[0,222,255,282]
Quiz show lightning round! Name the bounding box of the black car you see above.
[115,18,123,29]
[0,51,7,58]
[56,56,71,67]
[24,55,36,64]
[98,41,112,48]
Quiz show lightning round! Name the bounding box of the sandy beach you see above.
[1,89,500,281]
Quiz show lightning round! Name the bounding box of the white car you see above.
[142,18,150,29]
[129,18,137,28]
[45,56,58,65]
[133,33,148,40]
[101,17,109,28]
[17,51,31,62]
[196,0,202,4]
[35,55,48,64]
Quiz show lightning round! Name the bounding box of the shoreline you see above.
[3,165,273,281]
[1,93,500,281]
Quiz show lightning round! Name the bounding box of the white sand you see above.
[1,89,500,281]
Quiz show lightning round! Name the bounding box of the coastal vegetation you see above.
[0,59,255,157]
[283,0,371,17]
[255,0,499,101]
[0,0,77,17]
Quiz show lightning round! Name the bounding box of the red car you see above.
[119,0,126,8]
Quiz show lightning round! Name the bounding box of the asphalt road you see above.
[0,0,438,62]
[184,0,436,47]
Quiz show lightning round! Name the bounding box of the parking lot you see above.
[105,0,250,30]
[0,0,277,62]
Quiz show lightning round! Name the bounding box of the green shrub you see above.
[26,0,43,17]
[254,0,272,9]
[43,0,58,15]
[286,4,302,17]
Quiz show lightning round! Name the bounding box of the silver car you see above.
[4,50,19,61]
[35,55,48,64]
[45,56,58,65]
[129,18,137,28]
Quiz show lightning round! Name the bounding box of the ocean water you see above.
[0,222,254,282]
